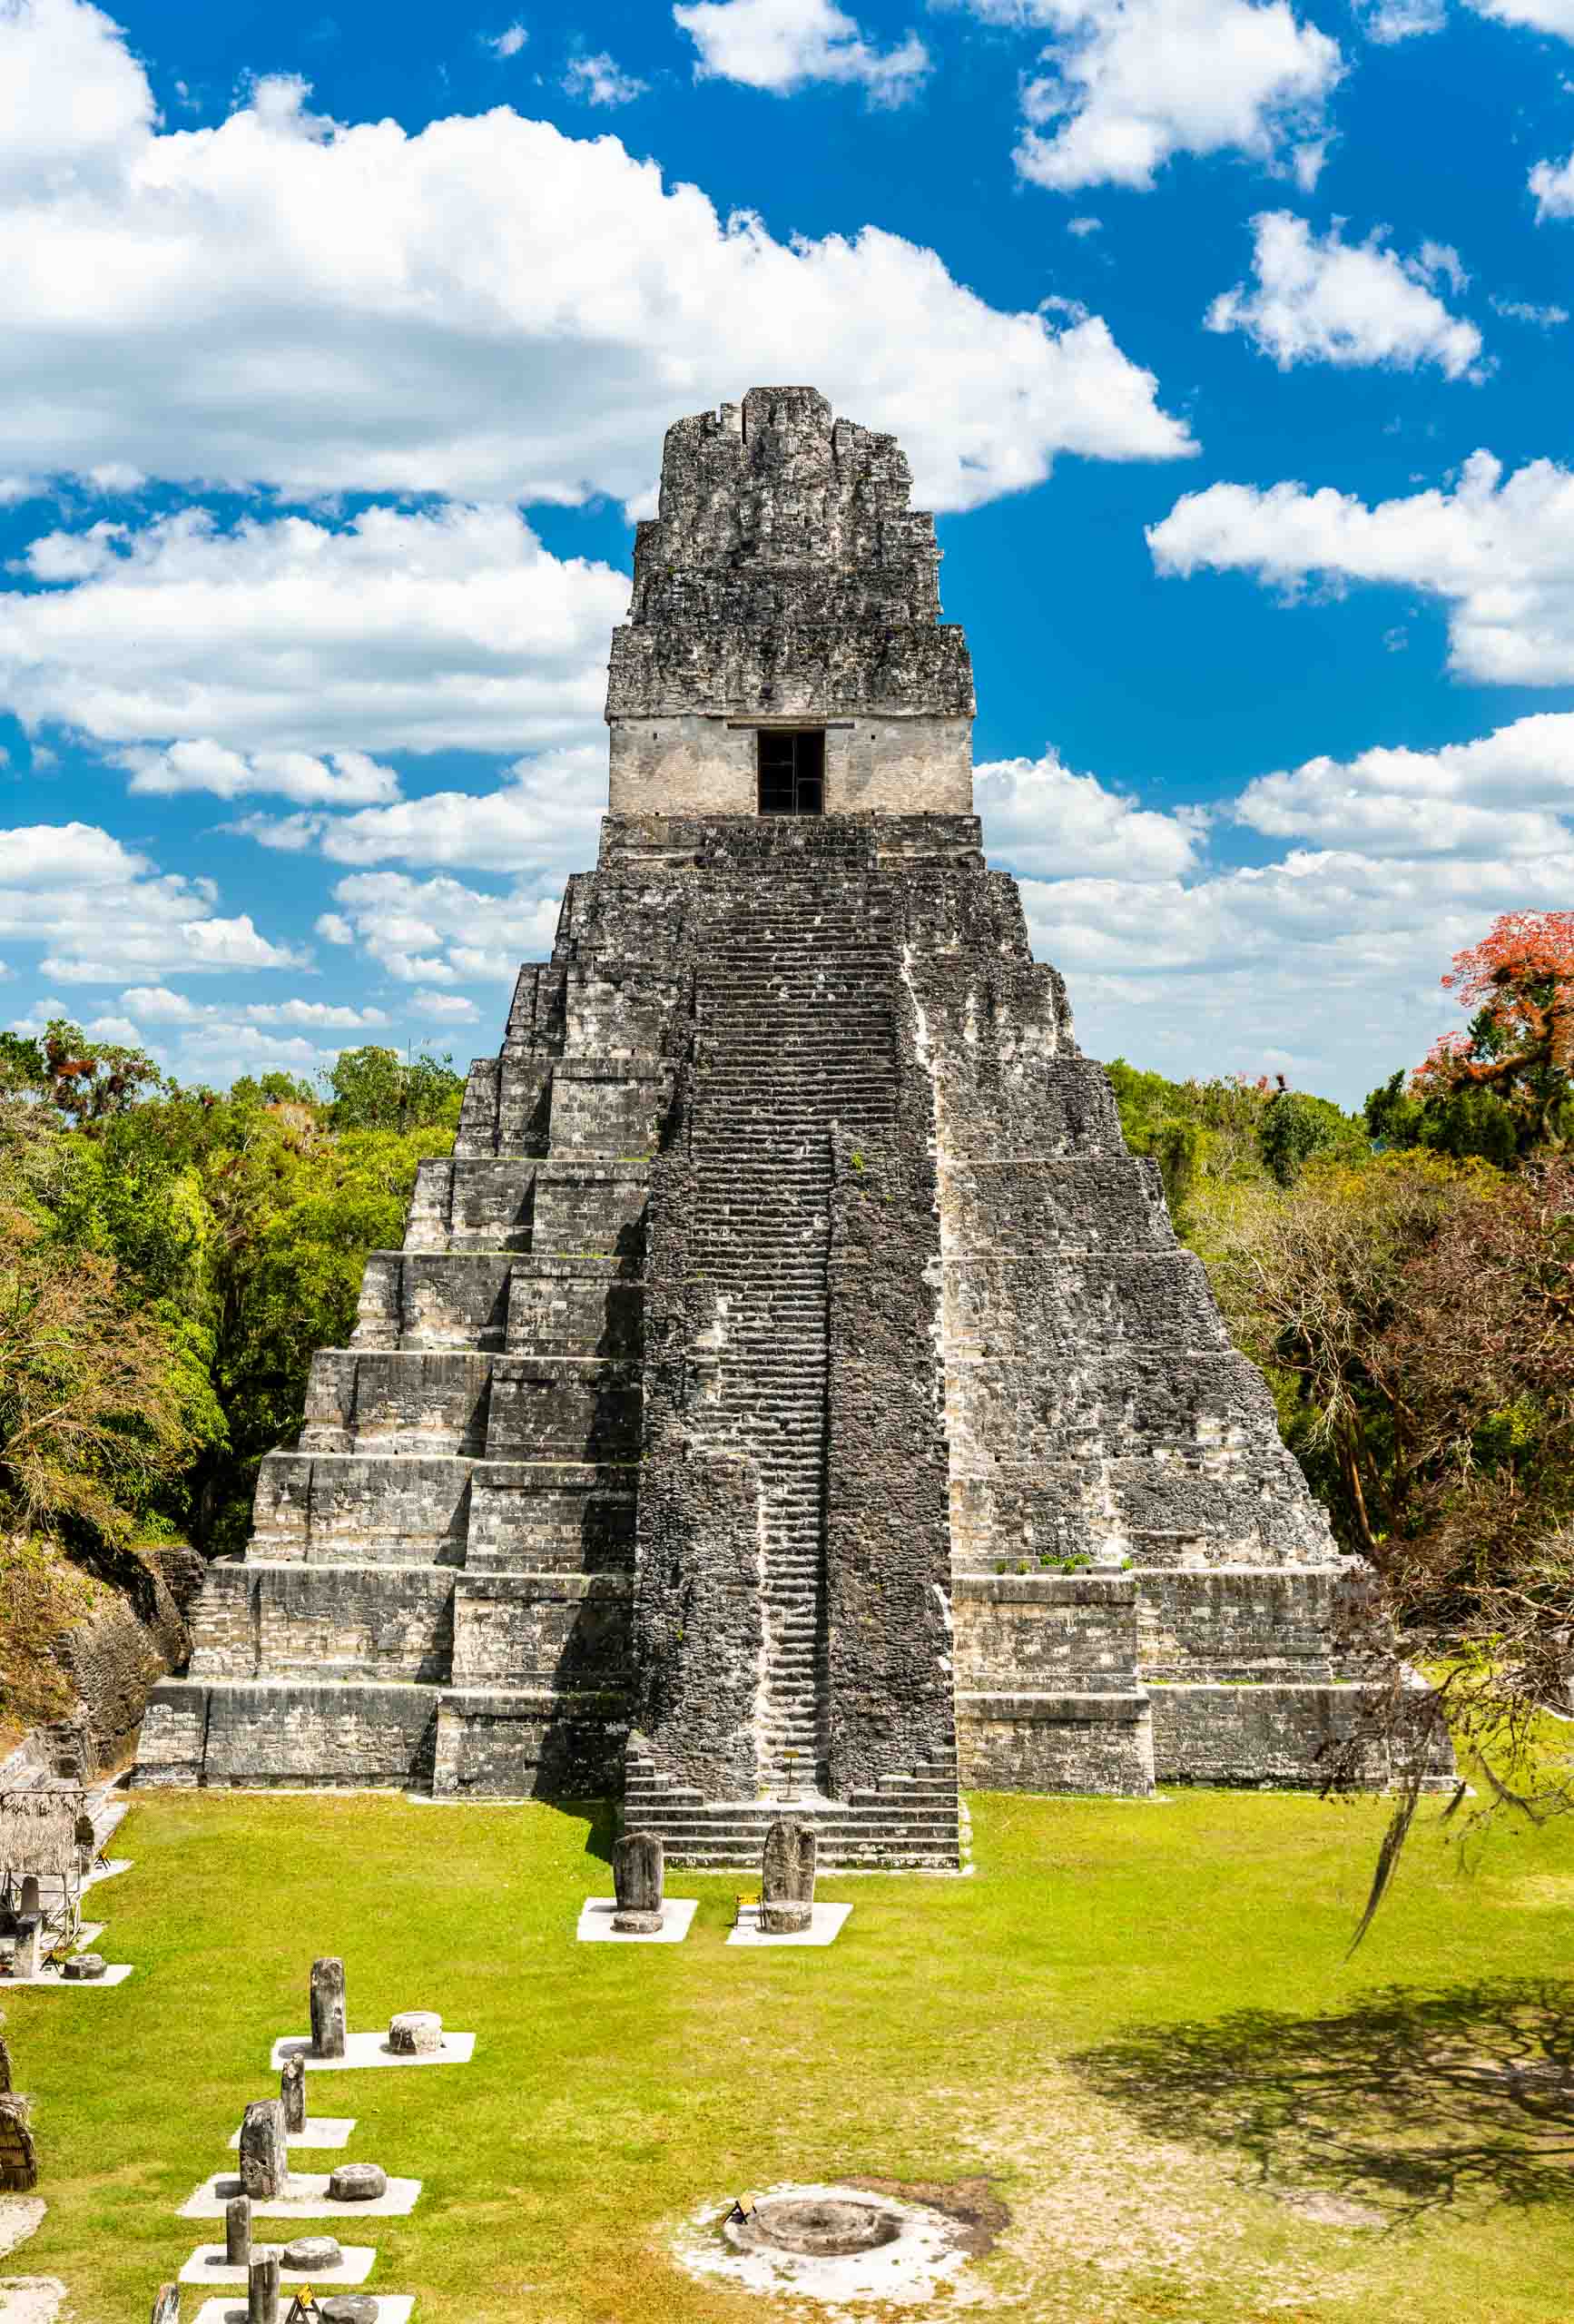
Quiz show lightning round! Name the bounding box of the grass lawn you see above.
[10,1783,1574,2323]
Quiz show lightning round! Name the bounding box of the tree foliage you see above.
[1369,911,1574,1161]
[0,1031,463,1563]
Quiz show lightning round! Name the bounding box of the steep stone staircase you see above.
[625,1738,968,1870]
[685,880,900,1796]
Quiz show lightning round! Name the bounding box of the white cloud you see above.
[1205,212,1483,378]
[1066,213,1102,235]
[975,750,1204,880]
[0,821,302,981]
[122,740,400,803]
[484,22,527,57]
[0,1,1189,513]
[408,989,480,1020]
[674,0,929,101]
[326,870,562,986]
[958,0,1342,194]
[1480,0,1574,32]
[1235,711,1574,855]
[0,504,625,758]
[1147,448,1574,684]
[234,743,607,878]
[1530,148,1574,220]
[120,986,389,1028]
[996,723,1574,1096]
[117,984,201,1019]
[1491,294,1569,327]
[1020,842,1574,1099]
[562,52,647,104]
[315,912,354,944]
[0,0,152,198]
[1354,0,1446,38]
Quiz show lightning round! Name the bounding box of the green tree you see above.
[328,1045,465,1134]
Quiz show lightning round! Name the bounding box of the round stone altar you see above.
[676,2181,973,2305]
[732,2195,900,2259]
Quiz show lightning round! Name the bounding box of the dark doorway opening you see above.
[757,729,825,816]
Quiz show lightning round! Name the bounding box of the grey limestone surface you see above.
[135,385,1412,1855]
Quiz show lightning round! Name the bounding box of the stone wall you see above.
[605,388,975,812]
[608,714,973,817]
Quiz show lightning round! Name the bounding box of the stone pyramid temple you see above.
[137,386,1384,1866]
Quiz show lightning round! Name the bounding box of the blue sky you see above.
[5,0,1574,1102]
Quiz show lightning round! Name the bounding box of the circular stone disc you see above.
[738,2197,900,2259]
[318,2299,379,2324]
[327,2163,388,2202]
[281,2234,344,2268]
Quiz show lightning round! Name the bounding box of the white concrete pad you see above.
[0,2204,44,2265]
[228,2119,355,2152]
[82,1857,132,1891]
[180,2174,420,2221]
[271,2030,474,2072]
[576,1897,698,1945]
[179,2245,376,2286]
[725,1902,851,1949]
[0,2277,65,2324]
[191,2302,411,2324]
[0,1964,133,1988]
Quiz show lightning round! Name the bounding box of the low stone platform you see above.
[575,1897,697,1945]
[179,2246,376,2286]
[180,2173,421,2220]
[190,2301,412,2324]
[270,2032,474,2072]
[726,1903,851,1949]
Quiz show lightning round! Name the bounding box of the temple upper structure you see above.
[605,386,975,818]
[135,389,1430,1861]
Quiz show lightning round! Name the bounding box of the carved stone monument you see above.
[225,2192,251,2267]
[138,385,1421,1859]
[247,2250,280,2324]
[760,1817,817,1935]
[310,1957,346,2059]
[611,1833,664,1934]
[238,2099,289,2201]
[280,2052,305,2132]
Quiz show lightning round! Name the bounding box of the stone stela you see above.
[135,385,1392,1865]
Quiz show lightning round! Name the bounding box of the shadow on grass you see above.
[1072,1979,1574,2223]
[542,1795,619,1866]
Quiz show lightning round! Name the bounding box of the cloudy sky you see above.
[5,0,1574,1102]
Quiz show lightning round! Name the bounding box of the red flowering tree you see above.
[1409,911,1574,1152]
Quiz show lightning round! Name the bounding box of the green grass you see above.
[13,1785,1574,2322]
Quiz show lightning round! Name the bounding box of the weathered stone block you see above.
[238,2098,289,2199]
[310,1958,347,2059]
[451,1572,631,1689]
[956,1689,1156,1796]
[761,1817,817,1934]
[485,1358,641,1462]
[612,1832,664,1932]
